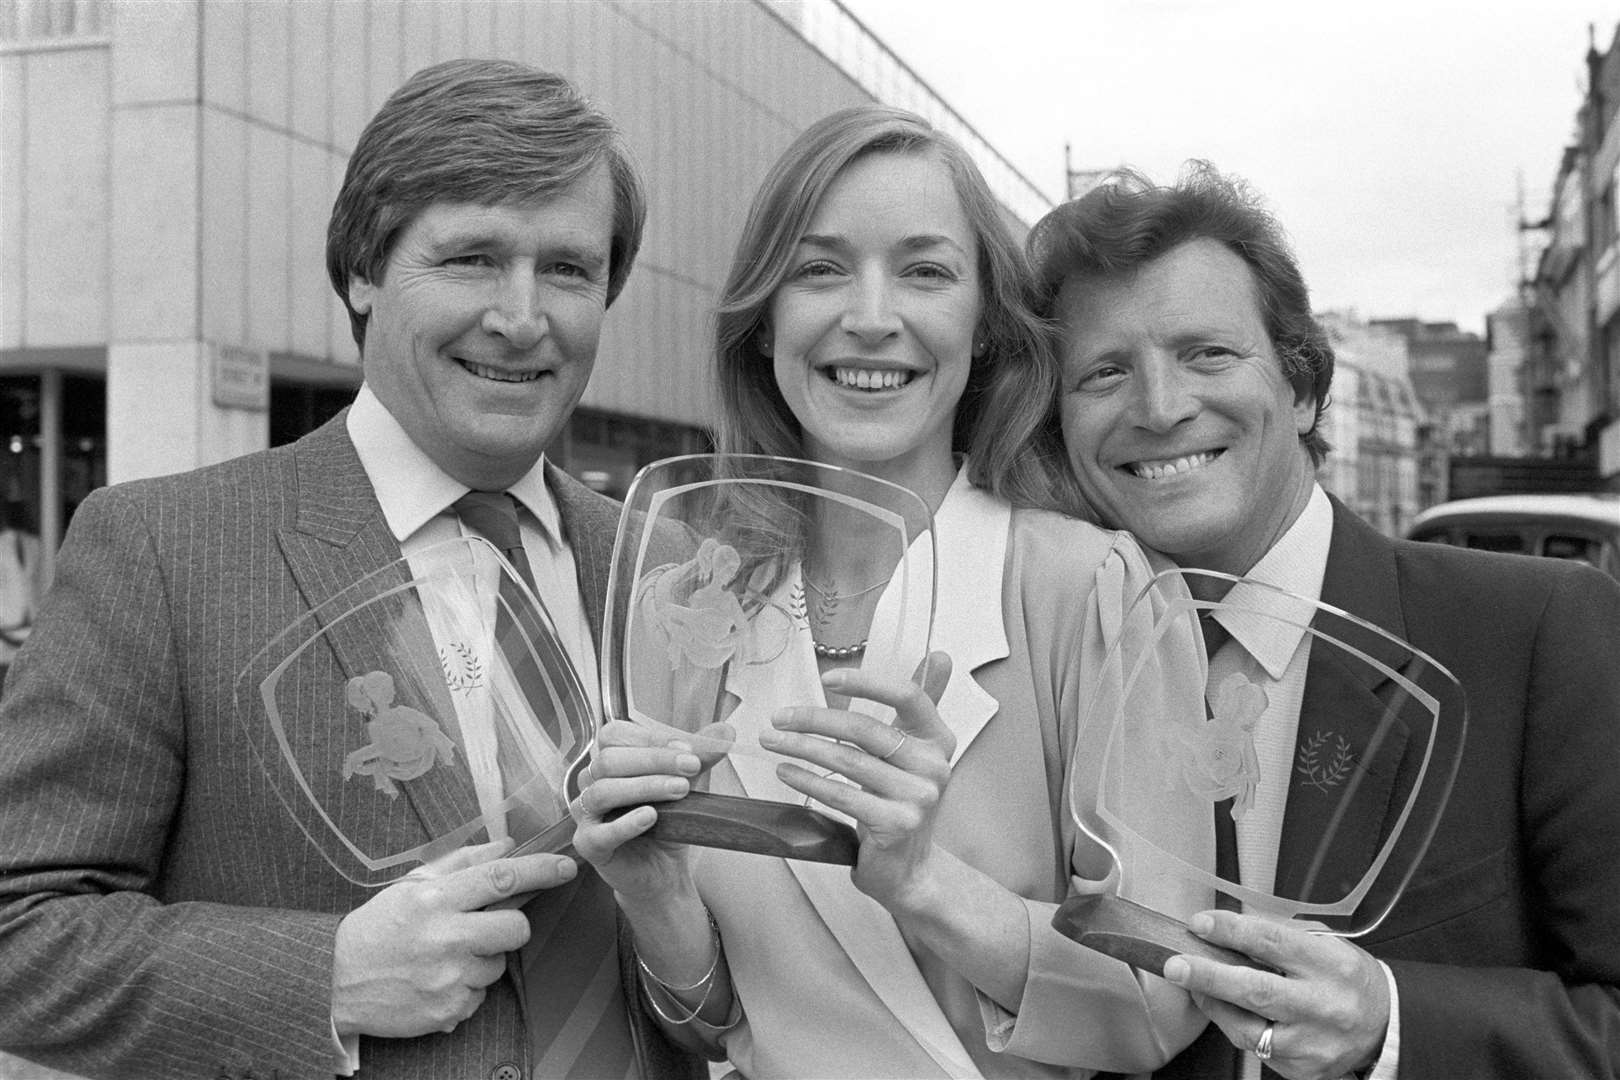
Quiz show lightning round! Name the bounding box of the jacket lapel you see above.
[927,473,1010,765]
[275,415,482,859]
[547,463,622,649]
[1275,498,1416,910]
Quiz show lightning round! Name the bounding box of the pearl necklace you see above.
[811,637,868,660]
[802,567,882,662]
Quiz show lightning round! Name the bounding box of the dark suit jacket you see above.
[1156,496,1620,1080]
[1306,498,1620,1078]
[0,414,699,1080]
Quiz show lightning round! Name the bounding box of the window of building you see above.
[269,381,358,448]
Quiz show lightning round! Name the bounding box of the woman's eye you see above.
[791,259,841,279]
[906,262,956,281]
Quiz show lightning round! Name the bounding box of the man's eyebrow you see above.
[1164,324,1263,350]
[425,230,608,265]
[543,240,610,266]
[425,226,505,251]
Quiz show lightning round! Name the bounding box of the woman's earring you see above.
[759,337,774,357]
[972,338,989,358]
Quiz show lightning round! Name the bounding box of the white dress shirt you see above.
[1207,484,1399,1080]
[347,384,602,724]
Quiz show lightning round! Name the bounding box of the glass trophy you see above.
[1052,568,1467,975]
[603,454,937,864]
[234,535,594,887]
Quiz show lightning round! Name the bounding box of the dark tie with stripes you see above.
[452,490,635,1079]
[1154,611,1242,1080]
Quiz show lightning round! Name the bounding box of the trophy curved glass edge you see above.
[1068,567,1469,940]
[234,535,594,887]
[601,454,939,858]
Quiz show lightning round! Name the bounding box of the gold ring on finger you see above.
[1254,1020,1275,1061]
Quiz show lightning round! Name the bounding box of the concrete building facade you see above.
[0,0,1049,586]
[1523,20,1620,490]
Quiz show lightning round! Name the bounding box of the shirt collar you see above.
[347,383,562,550]
[1212,483,1333,681]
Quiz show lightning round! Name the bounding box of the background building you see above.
[1316,312,1424,536]
[0,0,1049,594]
[1486,297,1533,458]
[1522,19,1620,492]
[1369,316,1490,457]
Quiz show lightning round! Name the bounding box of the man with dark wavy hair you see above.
[1030,164,1620,1080]
[0,59,699,1080]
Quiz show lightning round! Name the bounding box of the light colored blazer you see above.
[0,414,696,1080]
[694,473,1202,1079]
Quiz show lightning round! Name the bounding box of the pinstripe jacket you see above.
[0,413,698,1080]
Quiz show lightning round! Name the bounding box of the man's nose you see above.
[1134,359,1199,431]
[840,272,901,343]
[482,268,546,348]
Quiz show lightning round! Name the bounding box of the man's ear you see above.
[349,273,376,316]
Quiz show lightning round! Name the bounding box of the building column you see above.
[106,1,263,485]
[107,341,264,483]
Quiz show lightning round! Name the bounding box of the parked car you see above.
[1405,492,1620,579]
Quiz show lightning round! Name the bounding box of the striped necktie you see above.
[1153,611,1243,1080]
[451,490,636,1079]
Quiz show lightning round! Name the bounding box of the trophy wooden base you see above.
[647,790,859,865]
[1051,893,1261,978]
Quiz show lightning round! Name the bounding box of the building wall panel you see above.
[400,0,438,78]
[23,48,108,346]
[200,0,246,116]
[245,119,291,348]
[110,0,197,106]
[245,0,290,128]
[289,138,337,362]
[110,104,196,340]
[1,54,25,347]
[489,0,524,63]
[199,106,247,346]
[463,0,495,58]
[288,0,331,144]
[328,154,356,364]
[365,0,406,123]
[327,0,371,152]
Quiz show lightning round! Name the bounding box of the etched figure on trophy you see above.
[1054,568,1468,975]
[602,453,938,864]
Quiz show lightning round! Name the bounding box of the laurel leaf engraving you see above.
[1295,730,1355,792]
[440,641,485,693]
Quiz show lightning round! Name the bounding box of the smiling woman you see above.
[567,104,1211,1079]
[764,150,980,503]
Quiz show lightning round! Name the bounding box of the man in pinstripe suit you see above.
[0,60,700,1080]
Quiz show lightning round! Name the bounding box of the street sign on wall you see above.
[211,343,268,412]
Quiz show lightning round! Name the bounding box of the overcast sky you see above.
[838,0,1620,336]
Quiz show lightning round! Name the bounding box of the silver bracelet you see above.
[635,910,723,1026]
